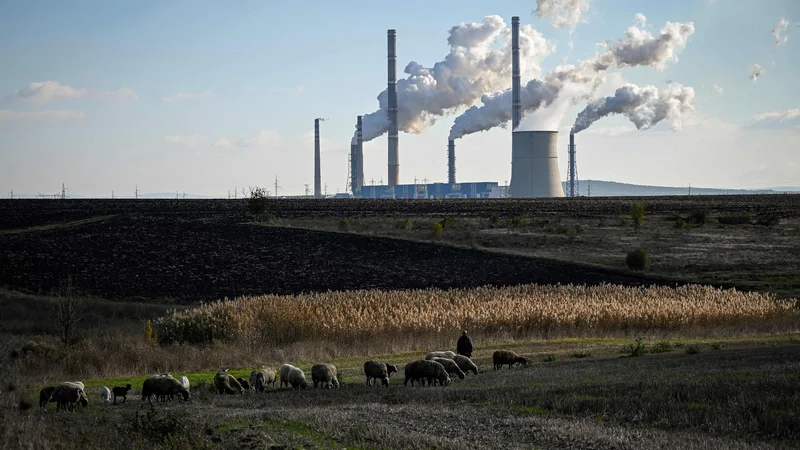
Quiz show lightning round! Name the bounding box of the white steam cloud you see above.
[772,19,789,46]
[356,16,553,144]
[449,14,695,139]
[571,83,695,134]
[534,0,591,32]
[749,64,765,82]
[712,84,724,95]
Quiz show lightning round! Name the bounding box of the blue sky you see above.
[1,0,798,197]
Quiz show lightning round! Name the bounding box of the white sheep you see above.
[286,367,309,390]
[100,386,112,404]
[279,364,296,388]
[452,354,479,375]
[425,351,455,360]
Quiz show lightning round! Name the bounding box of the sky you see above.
[0,0,798,197]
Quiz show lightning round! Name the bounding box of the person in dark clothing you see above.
[457,330,473,357]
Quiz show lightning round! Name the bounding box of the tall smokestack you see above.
[568,132,577,197]
[387,29,399,186]
[350,143,357,195]
[511,16,521,130]
[356,115,364,193]
[447,139,456,184]
[314,119,321,198]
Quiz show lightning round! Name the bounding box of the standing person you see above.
[457,330,473,358]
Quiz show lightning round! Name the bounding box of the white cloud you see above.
[749,109,800,128]
[712,84,723,95]
[165,135,210,147]
[534,0,591,32]
[772,19,789,46]
[212,137,237,150]
[749,64,764,82]
[0,109,84,121]
[162,90,212,104]
[7,81,137,103]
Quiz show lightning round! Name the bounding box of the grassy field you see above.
[6,336,799,449]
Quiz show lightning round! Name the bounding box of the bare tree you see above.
[52,279,82,348]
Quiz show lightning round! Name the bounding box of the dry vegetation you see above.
[156,284,798,347]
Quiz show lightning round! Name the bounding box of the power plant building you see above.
[359,182,499,199]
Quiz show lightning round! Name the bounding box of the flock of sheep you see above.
[38,350,529,411]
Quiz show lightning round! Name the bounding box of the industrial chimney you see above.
[511,16,521,130]
[510,131,565,198]
[350,142,357,195]
[567,132,577,197]
[314,119,321,198]
[356,115,364,193]
[447,139,456,184]
[387,29,399,186]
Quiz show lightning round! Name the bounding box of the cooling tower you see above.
[511,16,521,130]
[356,115,364,193]
[314,119,321,198]
[387,29,399,186]
[510,131,565,198]
[447,139,456,184]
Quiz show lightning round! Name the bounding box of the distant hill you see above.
[563,180,796,197]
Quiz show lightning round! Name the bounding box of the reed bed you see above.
[155,284,797,346]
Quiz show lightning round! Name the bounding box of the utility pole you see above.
[135,185,140,199]
[9,189,13,199]
[588,181,592,197]
[273,175,281,198]
[183,191,186,199]
[61,183,66,199]
[688,183,692,196]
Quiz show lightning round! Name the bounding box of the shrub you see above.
[711,342,724,351]
[650,340,675,353]
[338,218,350,232]
[432,222,443,239]
[685,344,701,354]
[630,204,645,229]
[489,216,501,227]
[440,217,457,229]
[396,218,413,230]
[622,338,647,357]
[756,215,780,227]
[144,320,156,343]
[542,354,558,362]
[556,225,570,235]
[506,217,527,228]
[687,210,708,226]
[247,186,269,219]
[719,214,753,225]
[625,248,650,271]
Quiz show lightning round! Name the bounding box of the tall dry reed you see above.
[155,284,797,346]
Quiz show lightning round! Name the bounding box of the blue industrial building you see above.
[357,182,501,199]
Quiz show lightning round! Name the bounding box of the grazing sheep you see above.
[180,376,190,390]
[236,377,250,390]
[38,386,56,409]
[279,364,296,388]
[311,363,339,389]
[363,361,391,387]
[404,360,450,387]
[112,384,132,404]
[452,354,479,375]
[432,357,466,380]
[425,351,456,360]
[492,350,529,370]
[141,376,190,406]
[249,368,277,392]
[100,386,112,404]
[50,382,88,412]
[286,367,309,390]
[213,371,244,395]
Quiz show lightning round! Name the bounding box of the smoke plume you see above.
[449,14,695,140]
[749,64,765,82]
[571,83,695,134]
[534,0,591,32]
[355,16,552,144]
[772,19,789,46]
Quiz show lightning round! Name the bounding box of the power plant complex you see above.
[317,16,570,199]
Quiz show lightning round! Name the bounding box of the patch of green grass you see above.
[621,338,647,357]
[650,340,675,354]
[571,351,592,358]
[712,342,725,351]
[542,354,558,362]
[0,215,113,236]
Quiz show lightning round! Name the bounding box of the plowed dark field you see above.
[0,213,670,302]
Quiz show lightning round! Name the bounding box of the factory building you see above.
[358,182,500,199]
